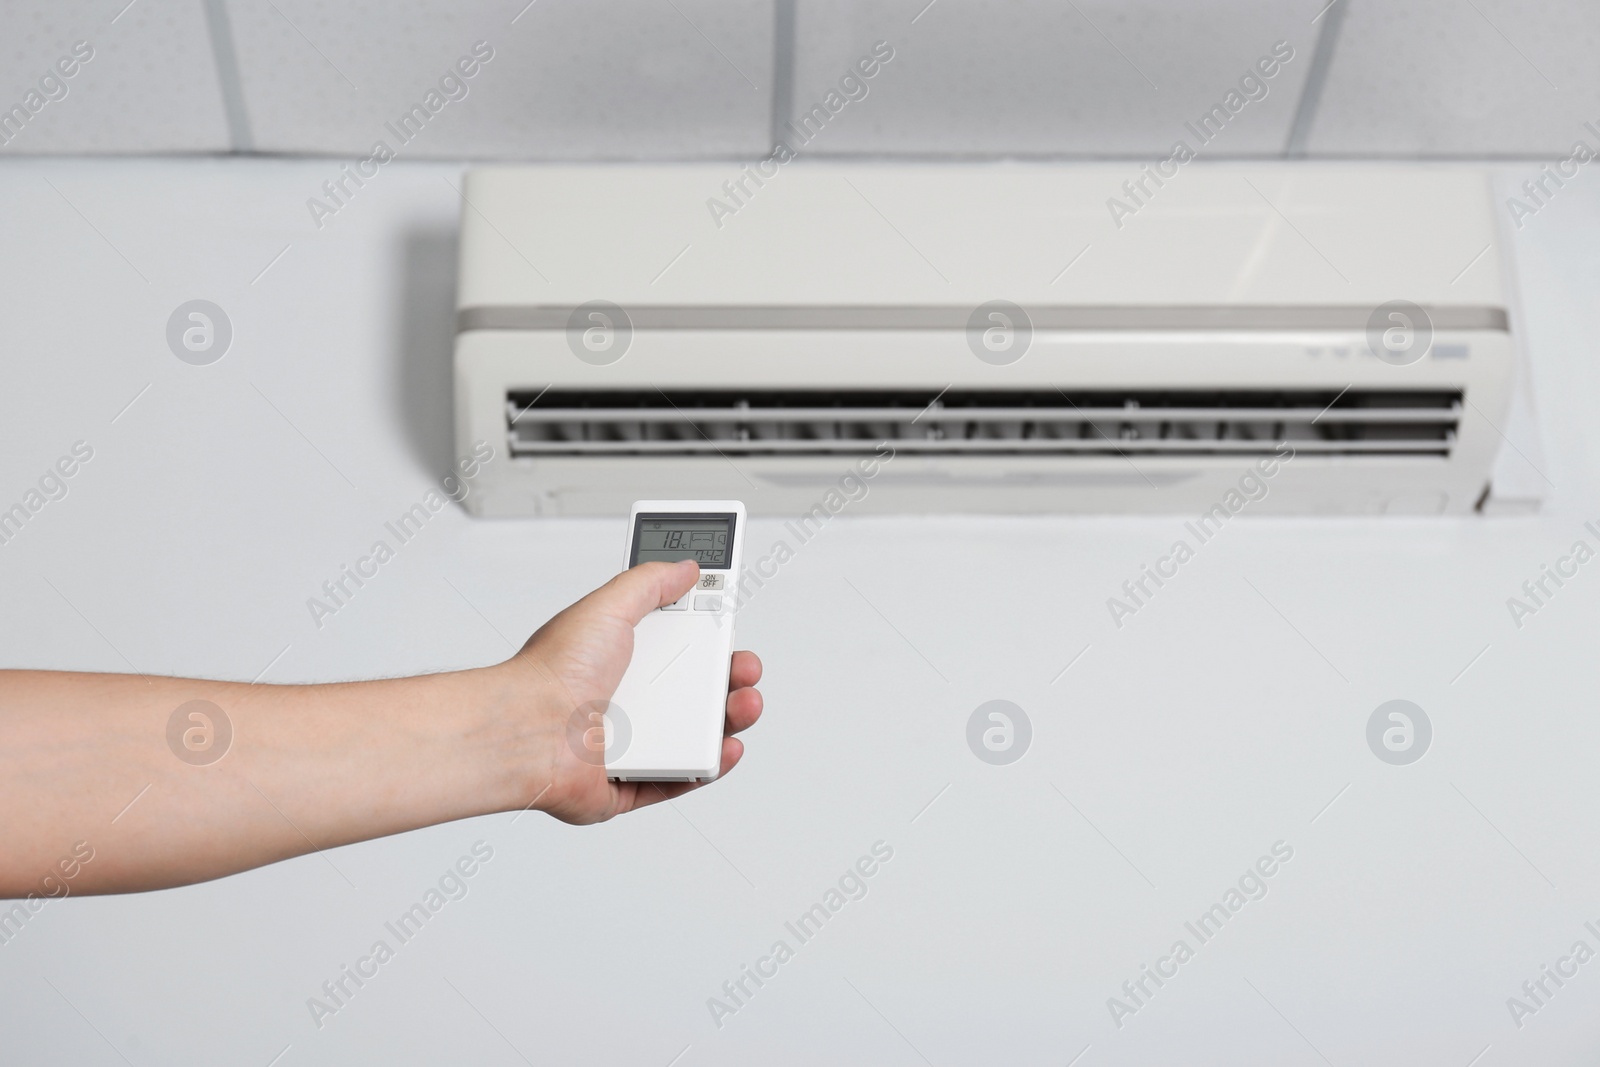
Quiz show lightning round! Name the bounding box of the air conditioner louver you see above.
[507,388,1460,459]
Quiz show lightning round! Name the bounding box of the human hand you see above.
[495,559,763,824]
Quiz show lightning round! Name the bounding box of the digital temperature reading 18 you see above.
[631,515,734,569]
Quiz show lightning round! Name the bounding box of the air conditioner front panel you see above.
[454,165,1506,312]
[451,163,1527,517]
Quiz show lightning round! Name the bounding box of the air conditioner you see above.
[453,163,1540,516]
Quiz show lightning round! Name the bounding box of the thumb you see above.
[591,559,700,626]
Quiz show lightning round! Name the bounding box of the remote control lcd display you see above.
[632,514,734,568]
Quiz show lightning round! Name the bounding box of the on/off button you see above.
[694,594,723,612]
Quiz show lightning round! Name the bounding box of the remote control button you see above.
[697,573,725,590]
[694,594,723,612]
[661,593,688,611]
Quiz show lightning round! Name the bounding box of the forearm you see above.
[0,563,763,896]
[0,666,542,895]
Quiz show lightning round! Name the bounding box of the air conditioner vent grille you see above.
[505,388,1461,459]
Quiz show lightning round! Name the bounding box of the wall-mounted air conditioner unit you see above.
[453,163,1540,516]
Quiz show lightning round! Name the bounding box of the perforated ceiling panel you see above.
[0,0,230,153]
[222,0,775,158]
[1308,0,1600,155]
[787,0,1322,156]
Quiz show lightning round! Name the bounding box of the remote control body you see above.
[606,500,745,782]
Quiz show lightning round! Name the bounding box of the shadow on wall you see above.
[393,227,459,479]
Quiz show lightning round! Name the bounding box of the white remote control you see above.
[606,500,745,783]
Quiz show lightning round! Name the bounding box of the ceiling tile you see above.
[1308,0,1600,155]
[788,0,1324,157]
[0,0,229,153]
[227,0,774,158]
